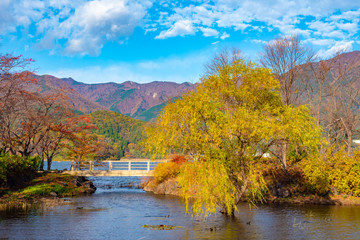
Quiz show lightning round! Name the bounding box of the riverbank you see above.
[142,177,360,206]
[0,173,96,211]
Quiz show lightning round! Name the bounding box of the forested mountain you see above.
[90,110,144,145]
[33,75,107,113]
[61,78,194,120]
[89,110,146,158]
[32,74,194,120]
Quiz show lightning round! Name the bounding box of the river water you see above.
[0,161,359,240]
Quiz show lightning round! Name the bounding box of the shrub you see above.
[153,155,188,183]
[153,162,181,183]
[301,156,330,196]
[328,148,360,197]
[261,164,308,195]
[0,155,40,188]
[301,146,360,197]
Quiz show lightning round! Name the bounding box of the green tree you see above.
[145,52,322,216]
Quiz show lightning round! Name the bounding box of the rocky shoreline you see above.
[142,177,360,206]
[0,173,96,212]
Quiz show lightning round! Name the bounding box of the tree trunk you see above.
[220,178,248,217]
[39,158,44,171]
[281,143,289,176]
[347,132,352,154]
[47,157,52,171]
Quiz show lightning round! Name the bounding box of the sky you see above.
[0,0,360,84]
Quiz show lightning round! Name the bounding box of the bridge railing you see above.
[70,159,168,172]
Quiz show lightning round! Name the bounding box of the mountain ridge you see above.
[35,74,195,120]
[34,51,360,121]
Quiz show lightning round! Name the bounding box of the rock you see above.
[70,176,96,194]
[143,178,180,196]
[81,181,96,194]
[49,192,57,197]
[271,186,291,198]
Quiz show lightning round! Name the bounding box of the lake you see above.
[0,161,359,239]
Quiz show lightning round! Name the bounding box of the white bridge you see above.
[63,159,168,177]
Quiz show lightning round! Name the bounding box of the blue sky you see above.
[0,0,359,84]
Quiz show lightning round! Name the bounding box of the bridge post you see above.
[109,161,112,171]
[147,161,150,171]
[89,161,93,171]
[128,161,131,171]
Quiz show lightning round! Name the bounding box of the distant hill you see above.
[33,74,195,120]
[61,78,194,119]
[298,50,360,103]
[33,75,107,113]
[89,110,145,158]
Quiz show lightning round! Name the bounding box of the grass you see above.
[0,173,90,211]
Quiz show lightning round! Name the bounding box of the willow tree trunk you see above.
[221,178,248,217]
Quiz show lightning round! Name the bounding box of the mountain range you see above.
[32,51,360,121]
[34,75,195,121]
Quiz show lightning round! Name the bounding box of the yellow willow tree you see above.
[145,56,322,216]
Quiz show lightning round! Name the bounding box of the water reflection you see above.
[0,162,359,239]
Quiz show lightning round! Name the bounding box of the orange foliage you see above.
[153,155,188,183]
[169,154,188,165]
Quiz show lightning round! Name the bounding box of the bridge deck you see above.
[64,170,155,177]
[62,159,167,177]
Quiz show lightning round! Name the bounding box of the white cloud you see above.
[1,0,360,56]
[336,22,358,34]
[329,9,360,21]
[315,40,354,59]
[0,0,152,56]
[304,38,335,46]
[251,39,267,44]
[200,27,219,37]
[154,1,360,43]
[156,19,196,39]
[61,0,152,55]
[220,32,229,40]
[0,0,14,34]
[308,21,335,33]
[321,30,346,39]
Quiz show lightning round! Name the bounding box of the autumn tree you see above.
[64,131,99,164]
[35,103,80,170]
[0,54,36,155]
[145,52,321,216]
[303,60,331,126]
[63,116,113,166]
[0,54,98,170]
[260,35,315,170]
[260,34,314,106]
[309,53,360,153]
